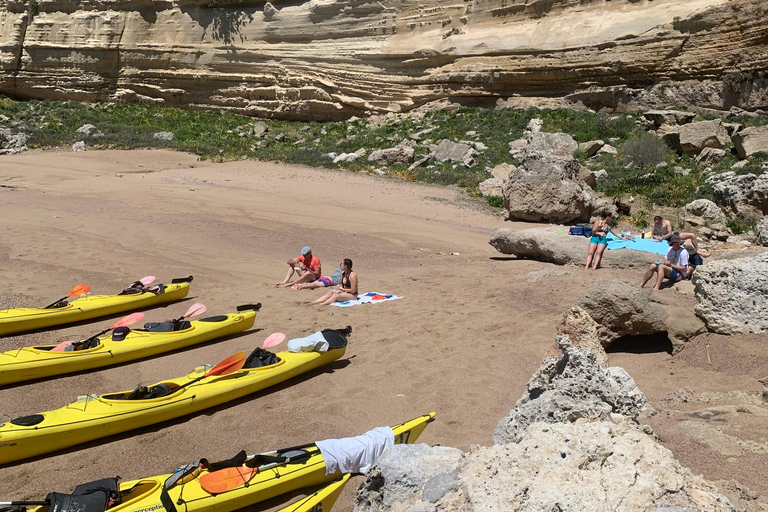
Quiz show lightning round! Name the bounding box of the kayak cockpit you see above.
[101,382,182,401]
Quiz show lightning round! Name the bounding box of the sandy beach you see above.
[0,150,766,510]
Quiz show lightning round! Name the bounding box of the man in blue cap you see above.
[276,246,322,287]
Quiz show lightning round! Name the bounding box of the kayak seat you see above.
[52,300,69,308]
[244,347,280,368]
[114,383,175,400]
[321,329,349,350]
[143,320,191,332]
[11,414,45,426]
[199,315,229,323]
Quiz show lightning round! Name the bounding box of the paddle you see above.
[173,352,246,392]
[262,332,285,349]
[199,449,313,494]
[0,500,49,507]
[139,276,156,286]
[44,284,90,309]
[173,303,207,323]
[52,312,145,352]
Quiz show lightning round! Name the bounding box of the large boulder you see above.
[368,143,415,165]
[732,125,768,159]
[693,252,768,334]
[569,278,706,353]
[642,110,697,129]
[478,178,503,197]
[662,120,730,154]
[706,171,768,217]
[493,337,645,444]
[503,132,602,223]
[354,338,733,512]
[695,147,726,166]
[433,140,475,164]
[489,227,659,269]
[682,198,726,227]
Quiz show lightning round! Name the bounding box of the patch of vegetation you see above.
[726,217,755,235]
[485,195,504,208]
[1,97,766,211]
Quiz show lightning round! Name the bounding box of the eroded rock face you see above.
[503,132,599,223]
[693,252,768,334]
[0,128,28,155]
[493,337,646,444]
[707,172,768,217]
[1,0,767,119]
[571,278,706,353]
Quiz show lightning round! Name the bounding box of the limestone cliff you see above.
[1,0,767,120]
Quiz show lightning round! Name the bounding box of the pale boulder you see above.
[662,120,730,154]
[478,178,503,197]
[490,162,515,180]
[732,124,768,159]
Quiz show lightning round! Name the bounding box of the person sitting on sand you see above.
[585,212,629,270]
[276,246,321,288]
[293,267,343,290]
[640,234,689,290]
[652,215,700,250]
[683,242,712,279]
[311,259,358,305]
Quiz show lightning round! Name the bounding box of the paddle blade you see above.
[205,352,246,377]
[51,341,74,352]
[111,312,145,329]
[139,276,156,286]
[262,333,286,349]
[183,303,207,319]
[67,284,90,298]
[200,466,257,494]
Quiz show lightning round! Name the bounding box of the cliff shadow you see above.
[180,5,255,50]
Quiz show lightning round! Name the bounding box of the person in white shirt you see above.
[640,234,689,291]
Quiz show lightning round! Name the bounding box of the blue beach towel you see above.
[605,234,668,256]
[331,292,402,308]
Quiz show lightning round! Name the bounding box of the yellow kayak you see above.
[0,303,259,387]
[278,474,350,512]
[19,413,434,512]
[0,327,348,464]
[0,277,192,337]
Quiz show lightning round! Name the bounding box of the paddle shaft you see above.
[0,501,49,506]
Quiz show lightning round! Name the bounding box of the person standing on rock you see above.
[652,215,700,250]
[585,212,626,270]
[276,246,321,287]
[640,234,689,290]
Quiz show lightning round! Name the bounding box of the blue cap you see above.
[301,246,312,255]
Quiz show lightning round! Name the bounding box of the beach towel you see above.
[287,331,329,353]
[316,426,394,475]
[331,292,402,308]
[605,234,668,256]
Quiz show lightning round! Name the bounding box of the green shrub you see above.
[619,133,672,168]
[485,195,504,208]
[726,218,754,234]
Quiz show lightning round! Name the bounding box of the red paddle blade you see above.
[262,333,286,349]
[67,284,90,297]
[184,303,207,318]
[51,341,75,352]
[205,352,246,377]
[200,466,258,494]
[111,312,145,329]
[139,276,156,286]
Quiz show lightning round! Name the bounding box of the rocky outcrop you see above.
[732,125,768,159]
[503,131,603,222]
[682,198,726,227]
[489,227,659,269]
[567,278,707,353]
[707,172,768,218]
[693,252,768,334]
[661,120,731,155]
[493,337,646,444]
[1,0,767,120]
[354,338,735,512]
[757,217,768,246]
[0,128,28,155]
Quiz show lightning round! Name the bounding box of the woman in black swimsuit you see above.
[311,259,358,305]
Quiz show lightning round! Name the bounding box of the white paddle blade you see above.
[139,276,156,285]
[184,303,207,318]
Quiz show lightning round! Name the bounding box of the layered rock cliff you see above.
[1,0,767,120]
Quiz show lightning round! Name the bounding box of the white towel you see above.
[316,426,394,475]
[287,331,329,353]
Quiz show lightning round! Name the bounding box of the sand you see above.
[0,150,766,509]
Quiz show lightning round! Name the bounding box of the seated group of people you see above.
[275,246,359,305]
[585,213,711,290]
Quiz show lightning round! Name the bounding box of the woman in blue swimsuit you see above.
[585,212,624,270]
